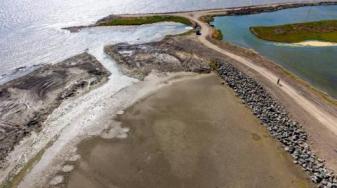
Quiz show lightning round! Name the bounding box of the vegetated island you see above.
[96,15,193,26]
[250,20,337,43]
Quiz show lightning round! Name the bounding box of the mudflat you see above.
[0,53,110,165]
[65,74,312,188]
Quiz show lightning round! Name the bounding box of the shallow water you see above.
[212,5,337,98]
[0,0,328,82]
[0,22,189,84]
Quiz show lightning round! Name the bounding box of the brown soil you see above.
[104,42,211,80]
[64,74,312,188]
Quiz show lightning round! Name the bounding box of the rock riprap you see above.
[214,60,337,187]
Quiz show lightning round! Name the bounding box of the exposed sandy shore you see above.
[63,74,312,188]
[275,40,337,47]
[14,72,205,188]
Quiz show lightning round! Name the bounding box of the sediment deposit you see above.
[64,74,312,188]
[0,53,110,165]
[104,41,211,79]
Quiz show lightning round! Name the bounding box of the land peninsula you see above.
[96,15,192,26]
[2,1,337,188]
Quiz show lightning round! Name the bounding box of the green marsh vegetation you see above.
[97,15,193,26]
[250,20,337,43]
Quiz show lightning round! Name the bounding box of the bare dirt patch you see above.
[0,53,110,165]
[104,41,211,79]
[64,74,312,188]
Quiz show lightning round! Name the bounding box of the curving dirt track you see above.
[180,11,337,136]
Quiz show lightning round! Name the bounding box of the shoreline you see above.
[249,20,337,44]
[16,72,211,188]
[63,1,337,32]
[206,38,337,108]
[249,26,337,47]
[279,40,337,47]
[0,53,111,187]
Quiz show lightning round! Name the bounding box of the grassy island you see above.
[97,15,193,26]
[250,20,337,43]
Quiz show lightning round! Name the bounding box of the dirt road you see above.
[176,12,337,136]
[114,6,337,137]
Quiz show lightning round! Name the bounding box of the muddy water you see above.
[65,74,312,188]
